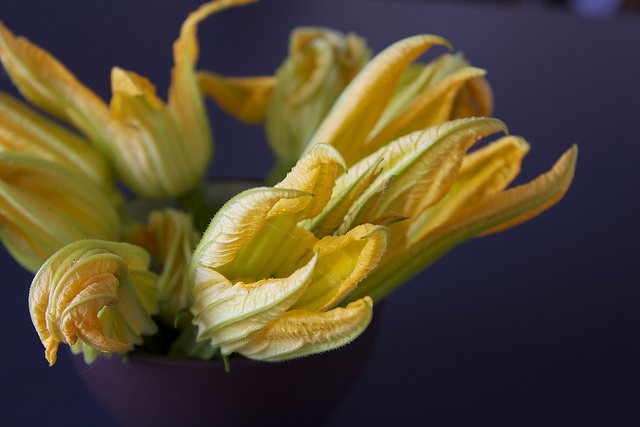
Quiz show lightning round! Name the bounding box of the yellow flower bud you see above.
[29,240,158,366]
[265,27,370,181]
[0,152,120,272]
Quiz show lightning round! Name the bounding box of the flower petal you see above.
[191,187,310,271]
[231,296,374,362]
[0,152,120,272]
[453,144,578,236]
[305,34,451,165]
[0,92,112,189]
[407,135,530,242]
[29,240,158,365]
[292,224,388,311]
[304,158,382,238]
[0,22,114,148]
[336,117,507,226]
[451,72,494,119]
[275,143,346,219]
[365,66,488,149]
[198,71,275,123]
[348,145,577,303]
[191,253,317,347]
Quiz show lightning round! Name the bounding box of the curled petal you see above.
[265,27,370,180]
[371,117,508,217]
[451,72,494,118]
[292,224,389,312]
[333,117,507,231]
[198,72,275,123]
[191,254,317,347]
[275,143,346,219]
[456,144,578,236]
[230,297,374,362]
[348,145,578,303]
[190,187,310,272]
[305,159,383,238]
[366,66,488,149]
[29,240,158,366]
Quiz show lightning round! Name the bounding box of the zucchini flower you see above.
[308,117,578,303]
[0,0,255,198]
[264,27,370,180]
[189,144,388,361]
[304,35,494,168]
[124,208,200,328]
[0,92,112,193]
[0,152,119,272]
[28,240,158,366]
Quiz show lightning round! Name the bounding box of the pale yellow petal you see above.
[463,144,578,236]
[349,145,577,303]
[274,143,346,219]
[292,224,388,311]
[192,254,317,347]
[0,152,120,272]
[336,176,393,234]
[110,67,165,111]
[233,296,373,362]
[0,92,112,189]
[28,240,158,365]
[191,187,309,271]
[338,117,507,225]
[168,0,257,162]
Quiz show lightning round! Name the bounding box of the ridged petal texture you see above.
[28,240,158,365]
[0,151,119,272]
[190,145,387,361]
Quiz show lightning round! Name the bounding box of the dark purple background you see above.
[1,1,638,425]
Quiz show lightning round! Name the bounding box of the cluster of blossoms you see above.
[0,0,576,366]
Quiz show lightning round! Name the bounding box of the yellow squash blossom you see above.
[308,117,577,303]
[0,152,120,272]
[304,34,493,167]
[189,144,387,361]
[0,92,113,192]
[263,27,370,180]
[29,240,158,366]
[0,0,256,198]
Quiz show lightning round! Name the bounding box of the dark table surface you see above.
[1,0,638,425]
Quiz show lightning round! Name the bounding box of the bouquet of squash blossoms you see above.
[0,0,576,368]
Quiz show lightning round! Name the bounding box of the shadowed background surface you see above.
[0,0,638,425]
